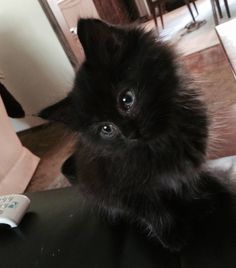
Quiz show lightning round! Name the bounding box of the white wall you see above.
[0,0,75,131]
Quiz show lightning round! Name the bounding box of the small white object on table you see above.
[216,18,236,79]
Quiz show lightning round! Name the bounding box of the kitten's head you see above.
[73,19,180,141]
[40,19,208,190]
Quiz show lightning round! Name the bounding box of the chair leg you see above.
[158,1,164,29]
[150,6,158,29]
[191,0,199,15]
[185,0,196,22]
[215,0,223,18]
[210,0,219,25]
[223,0,231,18]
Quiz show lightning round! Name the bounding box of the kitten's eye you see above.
[120,90,135,111]
[100,123,117,139]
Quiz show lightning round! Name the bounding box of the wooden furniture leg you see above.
[215,0,223,18]
[158,1,164,29]
[185,0,196,22]
[224,0,231,18]
[210,0,219,25]
[191,0,199,15]
[150,5,158,28]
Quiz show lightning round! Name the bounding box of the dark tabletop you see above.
[0,186,236,268]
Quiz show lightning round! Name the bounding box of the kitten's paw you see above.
[147,228,187,252]
[102,207,127,224]
[158,235,187,252]
[140,218,188,252]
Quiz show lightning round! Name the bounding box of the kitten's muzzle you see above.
[120,122,141,140]
[125,129,141,140]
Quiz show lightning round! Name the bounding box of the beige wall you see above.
[0,0,75,131]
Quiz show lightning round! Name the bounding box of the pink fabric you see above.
[0,96,40,194]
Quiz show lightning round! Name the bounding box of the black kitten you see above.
[40,19,233,252]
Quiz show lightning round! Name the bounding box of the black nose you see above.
[120,121,140,140]
[128,129,141,140]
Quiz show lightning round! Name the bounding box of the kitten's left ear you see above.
[39,96,73,126]
[77,18,122,61]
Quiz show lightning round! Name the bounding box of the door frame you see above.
[38,0,83,69]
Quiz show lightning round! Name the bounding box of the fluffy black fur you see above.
[40,19,235,252]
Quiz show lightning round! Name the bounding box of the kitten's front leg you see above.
[101,206,131,225]
[139,212,190,252]
[102,205,189,251]
[108,207,189,251]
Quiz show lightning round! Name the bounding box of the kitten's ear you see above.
[77,18,121,61]
[39,96,73,126]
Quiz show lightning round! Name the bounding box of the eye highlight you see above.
[119,90,135,111]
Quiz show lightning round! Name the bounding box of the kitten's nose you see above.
[120,121,140,140]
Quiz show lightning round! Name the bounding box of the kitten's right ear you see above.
[39,96,74,126]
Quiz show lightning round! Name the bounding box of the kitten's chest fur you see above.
[75,138,232,251]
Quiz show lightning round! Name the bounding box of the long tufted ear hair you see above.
[77,18,124,64]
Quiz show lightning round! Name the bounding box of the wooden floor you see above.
[19,123,77,192]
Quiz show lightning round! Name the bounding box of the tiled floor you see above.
[18,0,236,193]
